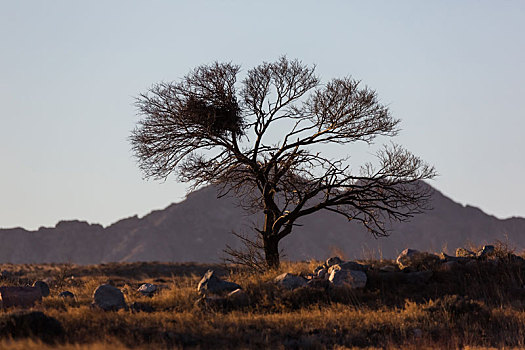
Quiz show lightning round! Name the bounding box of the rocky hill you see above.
[1,184,524,264]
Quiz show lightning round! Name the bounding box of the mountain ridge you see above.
[1,184,524,264]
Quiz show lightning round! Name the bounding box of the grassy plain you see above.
[1,245,525,349]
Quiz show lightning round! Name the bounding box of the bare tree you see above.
[131,57,436,269]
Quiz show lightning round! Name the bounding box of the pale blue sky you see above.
[1,1,524,229]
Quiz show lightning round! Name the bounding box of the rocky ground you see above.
[1,242,525,349]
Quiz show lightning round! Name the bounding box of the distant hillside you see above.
[1,184,524,264]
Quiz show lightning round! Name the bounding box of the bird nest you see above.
[184,95,243,136]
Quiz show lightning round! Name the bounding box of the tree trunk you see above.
[263,235,280,269]
[262,208,281,269]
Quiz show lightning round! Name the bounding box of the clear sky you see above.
[1,1,524,230]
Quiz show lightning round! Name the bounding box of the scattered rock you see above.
[130,302,155,313]
[58,291,75,299]
[396,249,440,270]
[197,270,241,295]
[329,269,367,289]
[329,261,369,274]
[477,245,495,259]
[32,281,50,297]
[326,257,343,267]
[456,248,476,258]
[0,286,42,308]
[92,284,126,311]
[274,273,307,290]
[0,311,64,343]
[227,289,249,307]
[396,249,421,269]
[138,283,157,297]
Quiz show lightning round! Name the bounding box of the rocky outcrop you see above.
[1,185,524,264]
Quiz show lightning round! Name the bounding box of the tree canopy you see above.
[131,57,436,269]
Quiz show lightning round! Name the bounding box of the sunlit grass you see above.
[1,246,525,349]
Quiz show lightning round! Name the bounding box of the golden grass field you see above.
[1,243,525,349]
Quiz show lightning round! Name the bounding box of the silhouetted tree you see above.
[131,57,436,269]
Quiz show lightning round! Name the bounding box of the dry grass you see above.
[1,245,525,349]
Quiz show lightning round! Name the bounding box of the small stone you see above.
[329,269,367,289]
[138,283,157,296]
[32,281,50,297]
[274,273,307,290]
[58,291,75,299]
[92,284,126,311]
[197,270,241,295]
[326,257,343,267]
[477,245,495,259]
